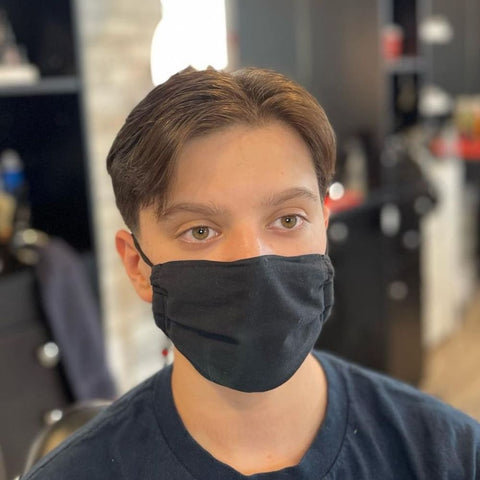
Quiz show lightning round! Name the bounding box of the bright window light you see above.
[151,0,228,86]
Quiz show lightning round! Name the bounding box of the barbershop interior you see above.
[0,0,479,477]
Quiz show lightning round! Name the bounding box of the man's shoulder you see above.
[21,371,165,480]
[317,350,479,426]
[315,350,480,477]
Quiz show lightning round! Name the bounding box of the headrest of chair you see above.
[23,400,112,474]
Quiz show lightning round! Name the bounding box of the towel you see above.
[35,238,116,401]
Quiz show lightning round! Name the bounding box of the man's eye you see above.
[180,226,218,242]
[192,226,210,240]
[271,215,305,230]
[280,215,298,229]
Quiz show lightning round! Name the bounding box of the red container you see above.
[383,24,404,60]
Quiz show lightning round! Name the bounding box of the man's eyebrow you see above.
[156,187,319,220]
[260,187,320,207]
[158,202,227,219]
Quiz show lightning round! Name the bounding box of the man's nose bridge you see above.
[229,224,269,259]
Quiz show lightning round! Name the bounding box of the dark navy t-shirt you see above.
[22,351,480,479]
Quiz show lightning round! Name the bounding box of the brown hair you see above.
[106,66,336,232]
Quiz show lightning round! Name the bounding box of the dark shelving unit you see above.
[381,0,426,137]
[0,1,97,477]
[0,0,93,253]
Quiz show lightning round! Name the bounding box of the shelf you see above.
[384,56,426,74]
[0,76,81,97]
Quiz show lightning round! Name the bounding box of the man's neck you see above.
[171,350,328,475]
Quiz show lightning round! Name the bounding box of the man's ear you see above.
[115,229,153,303]
[323,203,330,229]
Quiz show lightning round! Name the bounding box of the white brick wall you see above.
[77,0,171,393]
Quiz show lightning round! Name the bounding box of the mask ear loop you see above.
[131,233,154,267]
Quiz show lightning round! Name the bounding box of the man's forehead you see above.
[147,121,321,220]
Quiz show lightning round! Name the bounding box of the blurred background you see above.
[0,0,479,477]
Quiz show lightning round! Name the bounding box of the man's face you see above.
[118,121,329,301]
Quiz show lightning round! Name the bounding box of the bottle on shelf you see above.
[0,174,15,273]
[0,8,17,61]
[0,149,32,273]
[0,8,39,85]
[1,149,30,230]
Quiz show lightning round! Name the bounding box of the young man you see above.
[23,67,479,479]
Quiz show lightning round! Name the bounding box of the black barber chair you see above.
[22,400,111,475]
[316,136,436,385]
[0,230,116,479]
[316,192,428,384]
[0,265,73,478]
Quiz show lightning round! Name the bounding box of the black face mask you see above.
[133,235,334,392]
